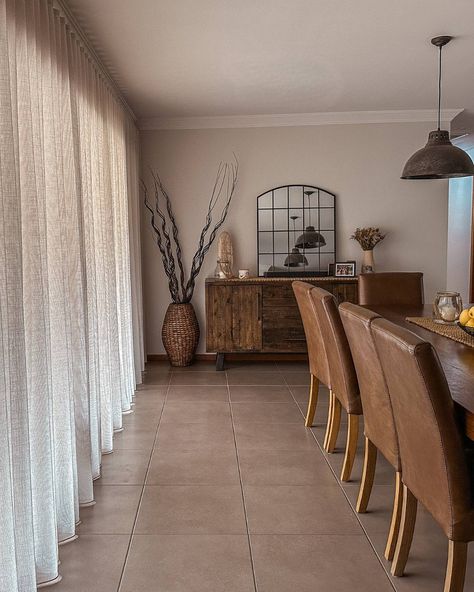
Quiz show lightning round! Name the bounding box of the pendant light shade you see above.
[284,247,308,267]
[401,36,474,180]
[295,191,326,249]
[295,226,326,249]
[285,215,308,266]
[401,130,474,179]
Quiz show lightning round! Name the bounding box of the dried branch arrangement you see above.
[142,158,238,303]
[351,227,386,251]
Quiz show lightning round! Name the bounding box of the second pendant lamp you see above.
[295,191,326,249]
[401,36,474,180]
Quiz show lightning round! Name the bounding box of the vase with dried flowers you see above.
[142,158,238,366]
[350,227,386,273]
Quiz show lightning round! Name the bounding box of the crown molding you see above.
[139,108,463,131]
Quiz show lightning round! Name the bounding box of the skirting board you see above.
[147,353,308,363]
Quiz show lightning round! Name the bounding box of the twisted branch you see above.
[142,180,179,302]
[142,156,238,304]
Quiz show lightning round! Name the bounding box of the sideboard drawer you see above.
[262,306,305,352]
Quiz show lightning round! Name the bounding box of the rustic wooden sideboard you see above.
[205,276,358,369]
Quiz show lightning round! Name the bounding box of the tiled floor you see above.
[54,361,474,591]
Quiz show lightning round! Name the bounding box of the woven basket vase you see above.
[162,303,200,367]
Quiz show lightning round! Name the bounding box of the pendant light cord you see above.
[437,45,442,130]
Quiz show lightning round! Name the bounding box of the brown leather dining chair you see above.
[293,281,331,427]
[339,302,403,561]
[358,272,424,306]
[372,318,474,592]
[311,287,362,481]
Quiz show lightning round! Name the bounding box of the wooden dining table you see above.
[365,305,474,441]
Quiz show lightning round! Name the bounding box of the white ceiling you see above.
[66,0,474,130]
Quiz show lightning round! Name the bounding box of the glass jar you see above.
[432,291,463,324]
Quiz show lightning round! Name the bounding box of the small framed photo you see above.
[334,261,356,277]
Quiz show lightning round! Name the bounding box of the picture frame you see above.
[333,261,356,277]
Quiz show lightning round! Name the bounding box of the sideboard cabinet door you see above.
[206,285,233,352]
[206,284,262,352]
[231,285,262,351]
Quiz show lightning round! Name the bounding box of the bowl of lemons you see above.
[457,308,474,336]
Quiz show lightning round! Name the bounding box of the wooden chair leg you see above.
[340,414,359,481]
[356,437,377,512]
[325,394,341,453]
[323,390,334,450]
[385,471,403,561]
[391,484,417,577]
[305,375,319,427]
[444,540,468,592]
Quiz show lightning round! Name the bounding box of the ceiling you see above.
[66,0,474,131]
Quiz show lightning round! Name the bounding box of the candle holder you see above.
[432,291,463,324]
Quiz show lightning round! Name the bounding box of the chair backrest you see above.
[358,272,424,307]
[310,287,361,415]
[292,281,330,387]
[372,317,471,540]
[339,303,400,471]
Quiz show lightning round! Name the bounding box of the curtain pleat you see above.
[0,0,144,589]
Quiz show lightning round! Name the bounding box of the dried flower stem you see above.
[351,227,386,251]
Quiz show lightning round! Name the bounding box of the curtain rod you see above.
[52,0,137,121]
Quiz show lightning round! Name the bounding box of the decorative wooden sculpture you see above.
[216,231,234,278]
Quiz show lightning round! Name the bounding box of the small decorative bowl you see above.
[456,322,474,337]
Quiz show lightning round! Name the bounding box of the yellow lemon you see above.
[469,306,474,319]
[466,319,474,328]
[460,309,471,326]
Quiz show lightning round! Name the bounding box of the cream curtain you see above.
[0,0,143,589]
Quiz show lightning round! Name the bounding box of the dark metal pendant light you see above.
[285,216,308,267]
[295,191,326,249]
[401,36,474,180]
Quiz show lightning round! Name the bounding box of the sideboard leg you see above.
[216,353,225,371]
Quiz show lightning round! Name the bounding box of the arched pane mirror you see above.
[257,184,336,277]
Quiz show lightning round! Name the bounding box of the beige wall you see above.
[140,122,449,354]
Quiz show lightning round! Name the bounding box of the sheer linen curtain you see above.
[0,1,144,590]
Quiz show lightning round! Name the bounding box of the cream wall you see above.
[140,122,449,354]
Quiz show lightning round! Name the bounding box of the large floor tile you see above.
[121,411,161,430]
[133,385,168,399]
[55,535,129,592]
[155,422,236,451]
[113,427,156,451]
[244,485,360,534]
[140,372,171,386]
[147,448,240,485]
[135,485,247,534]
[238,449,337,486]
[290,384,330,404]
[229,385,294,402]
[227,371,286,386]
[161,401,231,423]
[251,534,394,592]
[99,449,149,485]
[234,423,317,450]
[275,361,309,372]
[231,402,303,424]
[170,371,227,385]
[78,485,141,534]
[282,372,311,386]
[167,385,229,402]
[120,534,255,592]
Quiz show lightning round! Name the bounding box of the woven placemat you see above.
[406,317,474,348]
